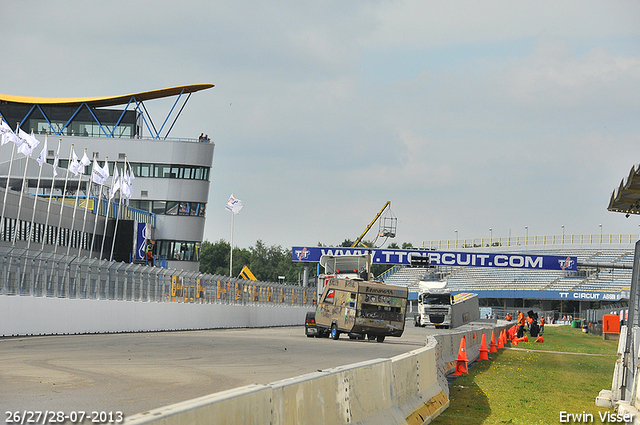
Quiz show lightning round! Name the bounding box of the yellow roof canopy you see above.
[0,84,214,108]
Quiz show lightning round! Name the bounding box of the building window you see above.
[179,202,190,215]
[126,162,210,181]
[166,201,179,215]
[157,240,201,261]
[152,201,166,215]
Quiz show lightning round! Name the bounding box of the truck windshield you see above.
[420,294,451,305]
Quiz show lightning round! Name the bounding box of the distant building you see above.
[0,84,214,271]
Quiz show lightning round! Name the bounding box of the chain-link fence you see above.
[0,247,314,307]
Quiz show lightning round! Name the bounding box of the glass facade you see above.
[157,240,200,262]
[130,200,206,217]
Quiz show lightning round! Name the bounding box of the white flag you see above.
[36,136,47,165]
[100,160,110,184]
[52,143,60,178]
[109,166,121,200]
[0,120,18,146]
[121,163,135,205]
[79,151,91,173]
[69,149,81,176]
[17,129,40,156]
[92,158,109,185]
[226,193,244,214]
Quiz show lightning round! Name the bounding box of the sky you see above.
[2,1,640,250]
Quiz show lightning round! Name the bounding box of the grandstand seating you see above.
[382,244,634,296]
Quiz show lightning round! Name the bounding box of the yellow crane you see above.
[351,201,396,248]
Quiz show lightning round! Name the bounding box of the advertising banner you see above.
[453,289,627,301]
[291,246,577,271]
[134,222,150,261]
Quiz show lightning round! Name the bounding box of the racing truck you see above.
[413,280,479,329]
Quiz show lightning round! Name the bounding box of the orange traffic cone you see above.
[489,330,498,353]
[478,334,489,361]
[512,338,519,345]
[535,336,544,343]
[452,336,469,375]
[497,330,505,349]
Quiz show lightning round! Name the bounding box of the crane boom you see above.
[352,201,391,248]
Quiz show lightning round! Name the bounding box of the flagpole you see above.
[42,139,61,251]
[54,144,74,254]
[230,211,234,277]
[22,136,48,289]
[100,161,118,260]
[225,193,244,277]
[36,138,60,290]
[90,156,107,256]
[0,121,18,242]
[78,153,97,257]
[26,136,47,250]
[109,163,124,261]
[12,147,33,246]
[123,158,130,219]
[66,148,89,256]
[1,141,17,243]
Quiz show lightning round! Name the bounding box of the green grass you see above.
[431,326,619,425]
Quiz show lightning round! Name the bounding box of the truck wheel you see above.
[376,335,385,343]
[331,324,340,340]
[414,316,421,327]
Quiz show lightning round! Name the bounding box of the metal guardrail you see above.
[422,233,639,250]
[0,248,314,307]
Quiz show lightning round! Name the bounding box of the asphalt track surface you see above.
[1,325,438,418]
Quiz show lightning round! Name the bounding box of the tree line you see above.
[198,239,413,284]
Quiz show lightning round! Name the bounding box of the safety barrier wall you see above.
[123,322,512,425]
[0,295,308,337]
[0,248,313,307]
[0,247,314,337]
[0,247,314,336]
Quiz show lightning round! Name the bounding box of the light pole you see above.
[525,226,528,245]
[489,228,493,246]
[455,230,458,248]
[562,224,565,243]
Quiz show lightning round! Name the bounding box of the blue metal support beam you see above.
[164,92,192,140]
[60,104,84,136]
[108,97,135,138]
[156,88,185,139]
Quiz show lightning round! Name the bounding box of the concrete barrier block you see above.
[331,359,394,424]
[390,351,420,406]
[123,384,271,425]
[120,323,509,425]
[270,370,348,425]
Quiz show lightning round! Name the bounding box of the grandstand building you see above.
[0,85,214,271]
[380,238,635,314]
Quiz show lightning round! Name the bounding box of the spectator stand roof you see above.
[608,163,640,217]
[0,84,214,140]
